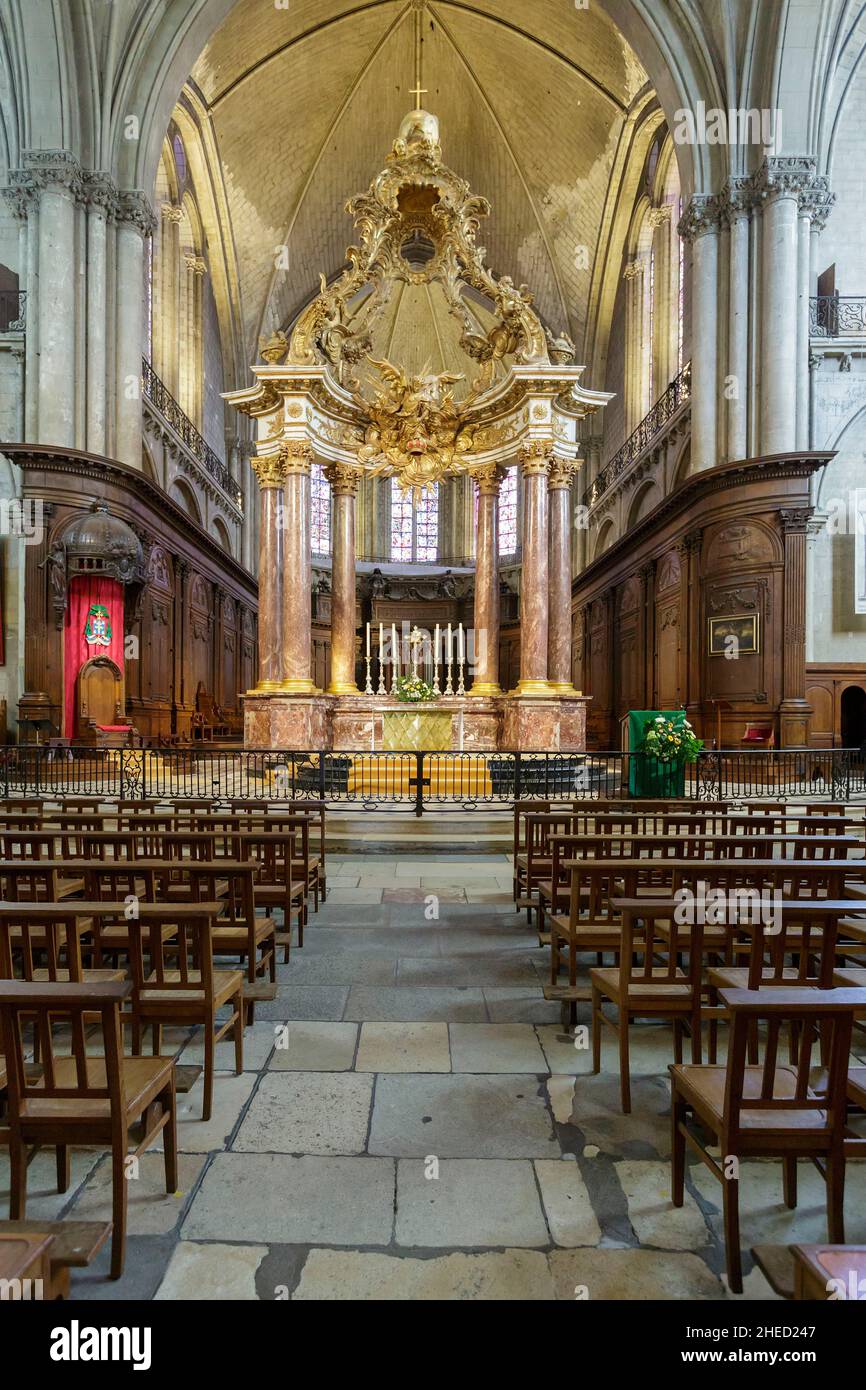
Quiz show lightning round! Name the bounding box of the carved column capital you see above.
[281,440,314,476]
[324,461,362,496]
[519,439,555,477]
[470,462,506,496]
[548,458,580,490]
[251,451,288,489]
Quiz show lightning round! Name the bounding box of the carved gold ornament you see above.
[347,357,479,500]
[251,453,288,489]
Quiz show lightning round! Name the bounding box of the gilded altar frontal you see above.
[0,0,864,1332]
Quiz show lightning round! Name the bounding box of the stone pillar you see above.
[547,459,578,693]
[85,181,112,455]
[515,441,552,695]
[326,462,360,694]
[679,197,719,471]
[250,451,287,691]
[281,441,316,694]
[778,507,812,747]
[720,180,750,462]
[37,176,78,446]
[470,463,505,696]
[115,192,156,470]
[758,172,799,455]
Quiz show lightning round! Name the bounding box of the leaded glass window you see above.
[390,480,439,561]
[310,463,331,555]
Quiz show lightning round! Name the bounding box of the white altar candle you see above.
[446,622,452,663]
[392,623,398,676]
[379,622,384,662]
[458,623,465,663]
[366,622,371,659]
[434,623,440,663]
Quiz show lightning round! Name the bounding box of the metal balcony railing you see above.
[583,360,691,509]
[0,290,26,333]
[810,295,866,338]
[141,356,240,505]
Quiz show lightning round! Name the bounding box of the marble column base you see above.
[244,694,333,750]
[502,695,589,752]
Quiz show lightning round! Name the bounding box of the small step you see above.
[242,981,278,1003]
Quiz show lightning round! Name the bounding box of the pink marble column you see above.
[280,442,316,694]
[515,442,552,695]
[251,452,287,690]
[326,463,360,694]
[547,459,578,694]
[470,463,505,696]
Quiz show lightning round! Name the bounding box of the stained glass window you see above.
[310,463,331,555]
[499,467,518,556]
[390,479,438,561]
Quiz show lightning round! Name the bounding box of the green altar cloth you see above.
[627,709,688,797]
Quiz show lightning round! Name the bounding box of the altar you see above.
[227,104,610,755]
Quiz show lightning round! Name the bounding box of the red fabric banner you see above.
[63,575,125,737]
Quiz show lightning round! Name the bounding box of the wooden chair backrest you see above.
[513,800,552,863]
[0,980,130,1115]
[125,906,220,1007]
[235,824,309,886]
[733,904,840,989]
[0,863,64,902]
[1,831,59,861]
[719,987,856,1148]
[618,903,705,997]
[80,831,136,860]
[0,908,87,983]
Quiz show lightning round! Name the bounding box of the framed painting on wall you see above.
[708,612,759,656]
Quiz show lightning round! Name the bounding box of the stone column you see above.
[679,197,719,471]
[779,507,813,747]
[37,168,79,446]
[755,160,802,455]
[281,441,316,694]
[720,180,750,462]
[85,179,113,455]
[515,441,552,695]
[115,191,156,470]
[547,458,578,693]
[326,462,360,694]
[470,463,505,696]
[250,451,287,691]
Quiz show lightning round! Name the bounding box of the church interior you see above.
[0,0,866,1323]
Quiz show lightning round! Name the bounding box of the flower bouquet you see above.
[395,675,438,704]
[637,715,704,764]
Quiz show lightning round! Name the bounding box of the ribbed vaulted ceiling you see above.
[190,0,648,361]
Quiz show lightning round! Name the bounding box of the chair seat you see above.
[30,967,126,984]
[708,965,806,991]
[592,966,692,1001]
[848,1066,866,1109]
[672,1062,828,1132]
[213,918,274,947]
[18,1055,173,1125]
[550,915,622,949]
[141,967,241,1006]
[834,967,866,987]
[254,883,305,906]
[516,855,550,872]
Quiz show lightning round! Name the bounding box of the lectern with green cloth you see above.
[627,709,688,797]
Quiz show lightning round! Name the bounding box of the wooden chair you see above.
[236,829,306,960]
[0,907,124,987]
[671,986,859,1293]
[591,899,705,1113]
[0,979,177,1279]
[125,903,242,1122]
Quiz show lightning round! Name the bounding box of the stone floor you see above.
[4,846,866,1301]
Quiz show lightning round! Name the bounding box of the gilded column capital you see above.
[519,439,555,477]
[281,440,314,476]
[548,458,580,490]
[251,452,288,489]
[324,461,362,496]
[470,462,506,496]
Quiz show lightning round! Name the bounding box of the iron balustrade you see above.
[0,290,26,333]
[1,745,863,815]
[810,295,866,339]
[141,356,241,506]
[584,361,691,510]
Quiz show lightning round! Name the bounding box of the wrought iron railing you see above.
[141,356,240,505]
[584,360,691,509]
[0,290,26,333]
[810,295,866,338]
[2,745,863,814]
